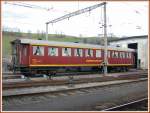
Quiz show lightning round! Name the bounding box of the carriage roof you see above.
[14,38,135,52]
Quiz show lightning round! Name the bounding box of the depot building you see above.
[109,35,148,70]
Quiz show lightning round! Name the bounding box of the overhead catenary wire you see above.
[5,1,53,11]
[46,2,106,40]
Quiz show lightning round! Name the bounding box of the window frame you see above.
[107,50,111,58]
[96,49,101,58]
[112,51,115,58]
[33,46,44,56]
[114,51,118,58]
[128,52,131,58]
[85,49,93,57]
[62,47,72,57]
[74,48,83,57]
[48,47,58,56]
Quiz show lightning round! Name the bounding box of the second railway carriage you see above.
[11,39,135,76]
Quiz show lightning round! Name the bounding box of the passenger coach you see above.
[11,39,135,76]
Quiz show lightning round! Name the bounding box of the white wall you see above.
[109,38,148,69]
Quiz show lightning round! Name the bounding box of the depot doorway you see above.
[128,43,138,68]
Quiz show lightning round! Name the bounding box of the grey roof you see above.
[109,35,148,42]
[19,38,135,52]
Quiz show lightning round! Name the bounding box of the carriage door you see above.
[11,41,20,68]
[20,44,29,66]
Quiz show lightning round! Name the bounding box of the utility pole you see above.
[46,23,48,40]
[103,2,108,75]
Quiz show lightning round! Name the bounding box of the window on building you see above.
[33,46,44,56]
[96,50,101,58]
[62,48,71,56]
[74,48,83,57]
[86,49,93,57]
[48,47,58,56]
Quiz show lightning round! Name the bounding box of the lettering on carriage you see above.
[86,60,102,63]
[32,59,41,64]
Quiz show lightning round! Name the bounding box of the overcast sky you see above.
[2,1,148,37]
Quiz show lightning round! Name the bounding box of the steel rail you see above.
[102,98,148,111]
[2,71,148,79]
[3,78,147,97]
[3,73,147,89]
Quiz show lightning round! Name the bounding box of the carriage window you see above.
[120,52,123,58]
[122,52,125,58]
[127,52,130,58]
[128,52,131,58]
[74,48,83,57]
[119,52,123,58]
[125,52,127,58]
[33,46,44,56]
[127,52,129,58]
[118,52,120,58]
[48,47,58,56]
[112,51,115,58]
[62,48,71,56]
[107,51,110,58]
[86,49,93,57]
[96,50,101,58]
[115,51,118,58]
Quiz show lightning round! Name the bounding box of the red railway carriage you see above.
[11,39,135,76]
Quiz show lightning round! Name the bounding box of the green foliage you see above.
[2,31,118,57]
[2,31,81,57]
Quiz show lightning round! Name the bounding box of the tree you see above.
[16,28,22,37]
[41,30,45,39]
[27,30,32,38]
[37,30,40,39]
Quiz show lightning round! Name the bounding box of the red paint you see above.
[19,44,134,66]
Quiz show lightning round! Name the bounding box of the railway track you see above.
[3,78,147,111]
[3,72,147,90]
[2,71,99,79]
[2,69,147,80]
[102,98,148,111]
[2,77,147,97]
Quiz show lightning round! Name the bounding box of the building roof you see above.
[13,38,135,52]
[109,35,148,42]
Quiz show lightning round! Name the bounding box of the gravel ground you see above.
[3,80,148,111]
